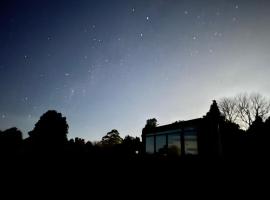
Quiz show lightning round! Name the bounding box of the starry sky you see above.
[1,0,270,141]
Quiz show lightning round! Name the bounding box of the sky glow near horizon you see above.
[1,0,270,141]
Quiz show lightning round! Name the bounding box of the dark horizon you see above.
[1,0,270,141]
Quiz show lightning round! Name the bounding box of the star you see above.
[132,8,135,13]
[192,36,197,40]
[235,5,239,9]
[2,114,6,119]
[65,73,70,77]
[69,88,75,99]
[146,16,149,21]
[184,10,188,15]
[140,33,143,37]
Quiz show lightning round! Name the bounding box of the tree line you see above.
[0,110,141,159]
[0,92,270,161]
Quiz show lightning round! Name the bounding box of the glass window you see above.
[156,135,166,154]
[168,134,181,156]
[184,130,198,155]
[146,136,154,154]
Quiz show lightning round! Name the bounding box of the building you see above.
[142,118,202,157]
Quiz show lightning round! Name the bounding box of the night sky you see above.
[1,0,270,141]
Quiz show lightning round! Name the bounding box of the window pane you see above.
[146,136,154,154]
[168,134,181,156]
[156,135,166,154]
[184,130,198,155]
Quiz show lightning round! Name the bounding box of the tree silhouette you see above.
[200,100,224,157]
[0,127,22,154]
[219,97,238,123]
[122,135,141,155]
[100,129,123,146]
[246,115,265,157]
[219,93,270,129]
[144,118,158,128]
[248,115,264,134]
[27,110,69,148]
[263,116,270,156]
[265,116,270,131]
[206,100,222,120]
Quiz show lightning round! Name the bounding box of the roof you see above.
[142,118,202,135]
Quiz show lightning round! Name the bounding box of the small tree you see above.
[144,118,158,129]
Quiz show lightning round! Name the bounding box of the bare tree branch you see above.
[236,93,252,128]
[219,93,270,130]
[218,97,238,123]
[250,93,270,120]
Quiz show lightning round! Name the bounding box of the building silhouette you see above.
[142,117,222,157]
[142,119,201,156]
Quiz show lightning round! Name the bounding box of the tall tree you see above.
[201,100,224,157]
[206,100,222,120]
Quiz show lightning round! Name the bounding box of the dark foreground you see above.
[1,155,268,199]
